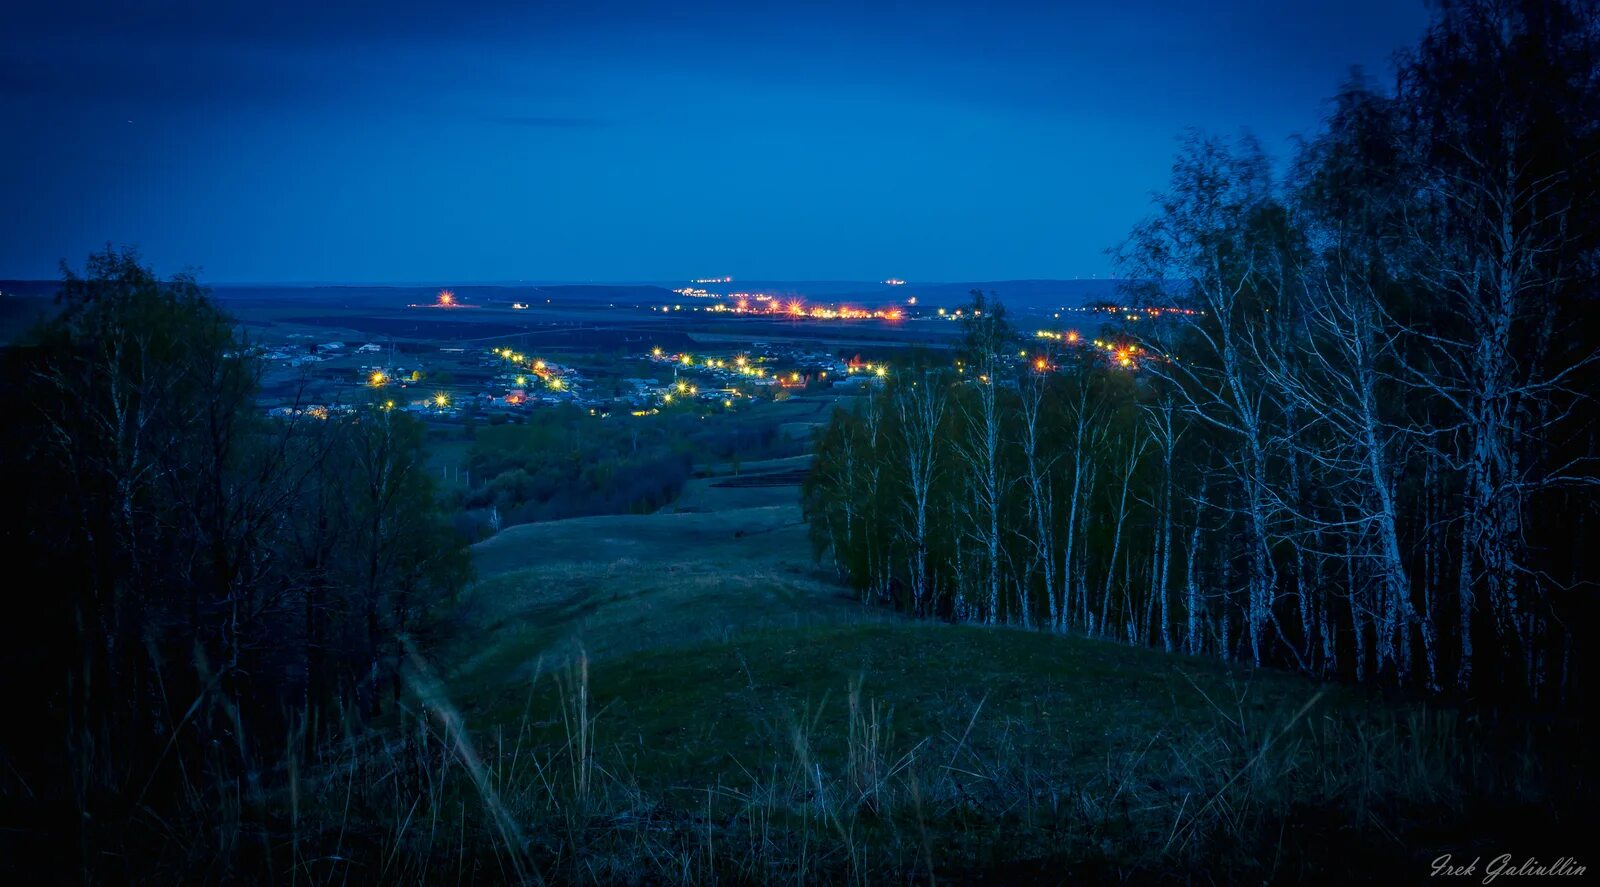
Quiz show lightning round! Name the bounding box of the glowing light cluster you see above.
[686,295,906,321]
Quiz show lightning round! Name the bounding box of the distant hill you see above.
[895,278,1131,310]
[206,283,681,307]
[643,278,1135,311]
[0,280,62,299]
[2,278,1137,313]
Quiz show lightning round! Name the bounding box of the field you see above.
[161,286,1568,881]
[395,448,1577,883]
[7,280,1580,882]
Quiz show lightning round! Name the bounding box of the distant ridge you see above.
[0,278,1137,311]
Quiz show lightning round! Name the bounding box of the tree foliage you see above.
[805,0,1599,701]
[0,247,470,876]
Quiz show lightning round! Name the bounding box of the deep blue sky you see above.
[1,0,1429,283]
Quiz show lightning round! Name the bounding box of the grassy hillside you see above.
[450,501,891,706]
[393,489,1577,883]
[667,454,813,513]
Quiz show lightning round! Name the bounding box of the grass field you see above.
[667,454,811,512]
[405,468,1577,883]
[449,504,878,697]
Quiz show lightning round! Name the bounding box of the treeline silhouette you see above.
[804,0,1598,701]
[0,248,470,879]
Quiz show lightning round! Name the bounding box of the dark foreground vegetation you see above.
[0,248,474,880]
[0,2,1593,883]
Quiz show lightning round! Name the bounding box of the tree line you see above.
[0,248,470,876]
[804,0,1598,701]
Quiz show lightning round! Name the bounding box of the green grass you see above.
[669,455,809,512]
[508,622,1347,789]
[448,503,889,707]
[470,503,811,577]
[403,474,1576,883]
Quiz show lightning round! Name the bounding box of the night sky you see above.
[2,0,1429,283]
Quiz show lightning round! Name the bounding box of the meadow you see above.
[351,462,1580,884]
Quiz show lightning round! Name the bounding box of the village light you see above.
[549,377,564,390]
[434,393,449,408]
[874,366,887,378]
[516,375,527,386]
[369,370,386,386]
[652,346,663,357]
